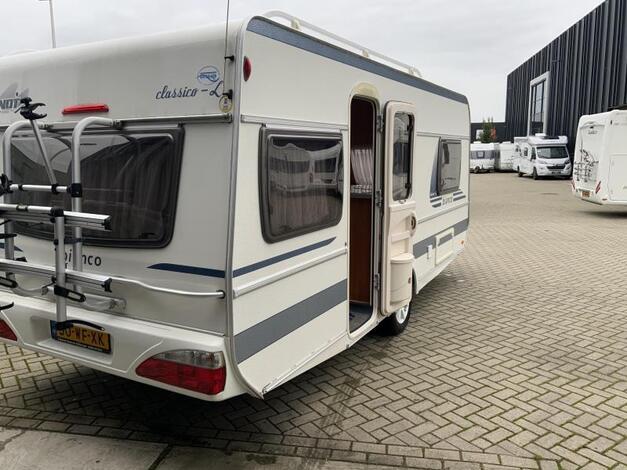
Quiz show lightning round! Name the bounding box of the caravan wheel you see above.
[378,303,411,336]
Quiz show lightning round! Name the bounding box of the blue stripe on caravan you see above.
[147,263,225,278]
[233,237,335,277]
[246,18,468,105]
[413,218,469,258]
[0,243,23,253]
[234,279,347,363]
[147,238,335,279]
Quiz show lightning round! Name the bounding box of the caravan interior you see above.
[349,98,377,332]
[0,12,470,401]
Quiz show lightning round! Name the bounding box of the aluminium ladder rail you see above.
[263,11,422,78]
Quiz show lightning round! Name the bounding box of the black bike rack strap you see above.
[0,276,18,289]
[54,285,86,303]
[0,302,14,311]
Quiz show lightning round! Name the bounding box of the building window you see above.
[260,128,343,243]
[392,112,413,201]
[430,139,462,196]
[528,72,549,135]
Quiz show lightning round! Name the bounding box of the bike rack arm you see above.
[1,120,48,261]
[70,117,121,273]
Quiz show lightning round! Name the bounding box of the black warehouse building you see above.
[505,0,627,149]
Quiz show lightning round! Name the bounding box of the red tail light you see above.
[243,56,252,81]
[62,104,110,115]
[595,181,602,194]
[136,350,226,395]
[0,319,17,341]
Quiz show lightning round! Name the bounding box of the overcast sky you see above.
[2,0,605,121]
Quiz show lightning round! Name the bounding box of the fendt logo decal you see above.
[0,83,29,113]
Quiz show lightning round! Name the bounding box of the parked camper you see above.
[0,12,470,401]
[470,142,496,173]
[515,134,571,179]
[496,142,518,171]
[572,109,627,205]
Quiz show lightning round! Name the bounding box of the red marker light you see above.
[0,319,17,341]
[62,104,110,115]
[136,350,226,396]
[243,56,252,82]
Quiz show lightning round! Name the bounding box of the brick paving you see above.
[1,173,627,469]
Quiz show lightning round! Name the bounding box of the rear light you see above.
[62,103,110,115]
[243,56,252,81]
[0,319,17,341]
[136,350,226,395]
[595,181,602,194]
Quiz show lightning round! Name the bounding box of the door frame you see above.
[347,92,383,339]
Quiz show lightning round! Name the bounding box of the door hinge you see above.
[376,115,384,133]
[374,189,383,207]
[373,273,381,291]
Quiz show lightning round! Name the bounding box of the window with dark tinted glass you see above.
[437,139,462,194]
[11,129,183,247]
[392,113,413,200]
[260,129,343,242]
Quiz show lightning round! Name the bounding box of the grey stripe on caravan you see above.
[247,18,468,105]
[438,233,453,246]
[234,279,347,363]
[413,219,469,258]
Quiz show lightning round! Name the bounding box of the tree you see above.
[480,118,495,143]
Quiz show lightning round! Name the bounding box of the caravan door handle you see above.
[409,214,417,233]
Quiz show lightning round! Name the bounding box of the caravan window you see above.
[10,128,183,247]
[260,129,343,243]
[392,112,413,200]
[436,139,462,195]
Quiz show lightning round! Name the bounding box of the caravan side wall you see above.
[228,17,470,395]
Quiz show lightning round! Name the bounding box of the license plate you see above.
[582,190,590,198]
[50,322,111,354]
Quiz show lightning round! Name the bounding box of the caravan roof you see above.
[517,134,568,146]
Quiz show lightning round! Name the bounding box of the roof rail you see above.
[262,11,422,79]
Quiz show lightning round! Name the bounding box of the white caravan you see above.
[572,109,627,205]
[496,142,518,171]
[469,142,496,173]
[515,134,571,179]
[0,12,470,401]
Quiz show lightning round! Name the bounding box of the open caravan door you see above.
[382,102,417,315]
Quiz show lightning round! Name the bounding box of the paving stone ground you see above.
[1,173,627,470]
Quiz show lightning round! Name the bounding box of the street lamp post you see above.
[39,0,57,48]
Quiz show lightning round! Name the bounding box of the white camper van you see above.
[572,109,627,205]
[515,134,571,179]
[496,142,517,171]
[469,142,496,173]
[0,12,469,401]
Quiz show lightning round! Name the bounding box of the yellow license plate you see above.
[582,190,590,198]
[50,322,111,354]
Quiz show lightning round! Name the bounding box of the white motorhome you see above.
[469,142,496,173]
[496,142,518,171]
[0,12,470,401]
[572,109,627,205]
[515,134,571,179]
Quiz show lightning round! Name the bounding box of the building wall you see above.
[505,0,627,148]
